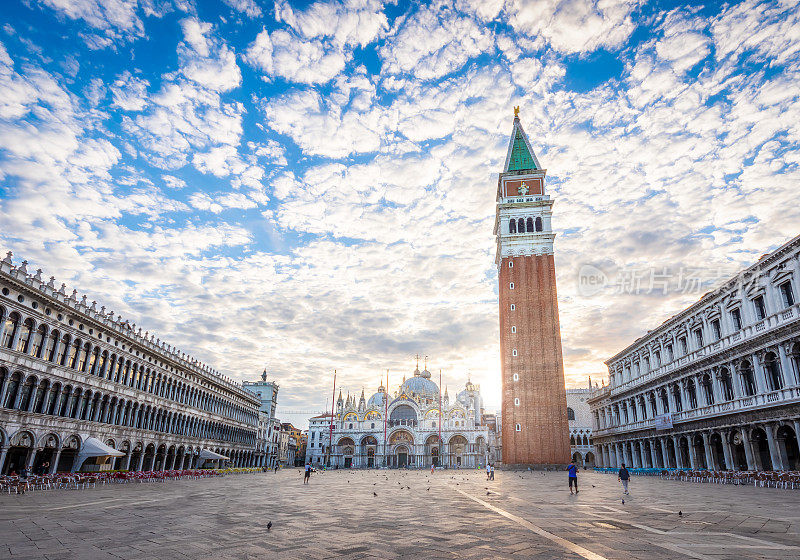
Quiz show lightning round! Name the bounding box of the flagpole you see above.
[438,369,442,468]
[327,369,336,468]
[383,369,389,467]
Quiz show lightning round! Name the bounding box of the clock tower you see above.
[494,109,571,467]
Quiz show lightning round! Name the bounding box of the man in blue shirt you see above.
[567,460,578,494]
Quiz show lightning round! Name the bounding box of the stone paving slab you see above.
[0,470,799,559]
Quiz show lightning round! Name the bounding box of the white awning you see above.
[199,449,229,461]
[81,437,125,458]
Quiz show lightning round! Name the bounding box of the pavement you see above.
[1,469,799,559]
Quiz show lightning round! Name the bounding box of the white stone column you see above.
[729,362,743,398]
[751,353,768,394]
[0,447,7,474]
[687,435,698,469]
[777,344,792,387]
[764,424,783,471]
[721,431,734,471]
[741,429,756,470]
[672,436,684,469]
[50,449,62,473]
[701,432,715,470]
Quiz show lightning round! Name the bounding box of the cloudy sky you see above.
[1,0,799,425]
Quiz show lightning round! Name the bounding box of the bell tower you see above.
[495,109,570,467]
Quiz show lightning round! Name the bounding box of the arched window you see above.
[517,218,524,233]
[69,339,81,369]
[58,335,70,365]
[535,216,543,231]
[526,217,534,232]
[764,352,783,391]
[509,219,516,234]
[46,330,60,361]
[1,312,18,348]
[31,325,47,357]
[16,318,34,353]
[718,368,734,400]
[567,407,575,420]
[740,361,756,396]
[570,435,576,445]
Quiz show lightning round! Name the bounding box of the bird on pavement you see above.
[678,511,683,517]
[267,521,272,530]
[373,492,378,496]
[621,499,625,504]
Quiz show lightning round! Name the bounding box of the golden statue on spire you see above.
[514,106,520,118]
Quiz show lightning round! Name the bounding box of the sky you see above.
[1,0,799,427]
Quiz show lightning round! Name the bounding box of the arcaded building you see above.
[495,111,571,467]
[589,235,800,471]
[0,252,261,473]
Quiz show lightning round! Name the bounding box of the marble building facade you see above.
[588,235,800,472]
[0,252,261,473]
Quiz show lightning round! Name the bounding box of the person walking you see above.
[304,463,312,484]
[486,463,491,480]
[489,464,495,481]
[567,460,578,494]
[618,463,630,494]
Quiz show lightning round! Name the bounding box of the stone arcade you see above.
[0,253,261,473]
[589,234,800,472]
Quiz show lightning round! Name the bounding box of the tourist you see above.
[486,463,491,480]
[490,464,495,481]
[304,463,312,484]
[567,461,578,494]
[431,464,435,474]
[618,463,630,494]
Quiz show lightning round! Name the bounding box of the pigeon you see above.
[427,488,430,491]
[591,485,596,488]
[373,492,377,496]
[621,499,625,505]
[267,521,272,531]
[678,511,683,517]
[486,492,491,496]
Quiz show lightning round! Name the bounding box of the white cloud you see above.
[380,5,494,80]
[110,71,150,111]
[222,0,262,18]
[246,29,347,85]
[506,0,640,54]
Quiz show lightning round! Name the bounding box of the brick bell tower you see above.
[495,108,571,467]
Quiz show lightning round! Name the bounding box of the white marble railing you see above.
[593,385,800,436]
[609,303,800,397]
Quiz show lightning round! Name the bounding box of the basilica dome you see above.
[367,390,386,409]
[400,367,440,400]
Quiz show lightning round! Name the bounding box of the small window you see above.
[512,349,518,357]
[679,337,688,355]
[509,282,514,290]
[526,217,534,232]
[508,261,513,268]
[514,398,520,406]
[515,423,521,432]
[694,328,703,348]
[509,219,516,234]
[511,326,516,333]
[535,216,543,231]
[753,295,766,320]
[780,281,795,307]
[510,304,515,311]
[513,373,519,381]
[711,319,721,341]
[730,308,742,330]
[567,407,575,420]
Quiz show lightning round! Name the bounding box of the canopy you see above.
[81,437,125,458]
[199,449,229,461]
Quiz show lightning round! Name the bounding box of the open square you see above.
[1,470,799,559]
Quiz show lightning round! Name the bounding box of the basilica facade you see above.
[306,364,491,469]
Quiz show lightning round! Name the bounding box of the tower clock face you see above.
[504,178,542,197]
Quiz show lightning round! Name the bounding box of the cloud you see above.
[222,0,262,18]
[246,0,388,84]
[506,0,640,54]
[380,4,494,80]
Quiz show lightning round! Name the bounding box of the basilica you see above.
[306,362,493,469]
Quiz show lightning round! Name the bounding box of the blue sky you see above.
[1,0,799,424]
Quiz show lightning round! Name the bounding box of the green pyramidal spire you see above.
[503,109,540,172]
